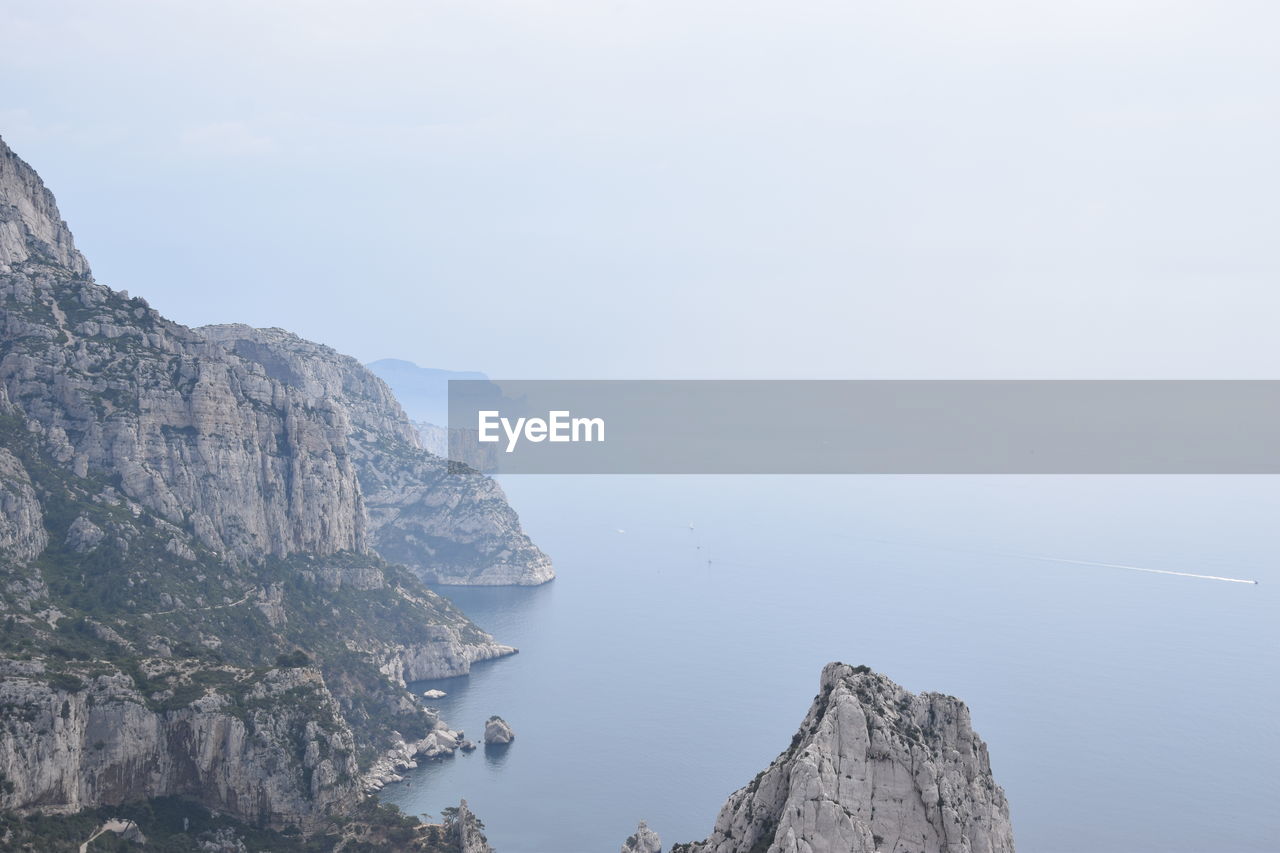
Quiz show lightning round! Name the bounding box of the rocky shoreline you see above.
[361,719,472,794]
[373,634,519,686]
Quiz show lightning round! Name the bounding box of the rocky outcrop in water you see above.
[623,820,663,853]
[672,663,1015,853]
[483,715,514,745]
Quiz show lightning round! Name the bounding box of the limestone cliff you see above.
[0,446,45,563]
[0,661,357,832]
[673,663,1015,853]
[0,135,519,846]
[0,398,497,832]
[1,137,549,587]
[199,325,553,587]
[0,239,367,563]
[0,141,88,275]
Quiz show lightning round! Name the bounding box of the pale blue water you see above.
[379,476,1280,853]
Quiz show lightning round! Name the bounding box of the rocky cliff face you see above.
[199,325,553,587]
[0,142,88,275]
[0,136,524,844]
[0,252,366,565]
[0,406,488,834]
[360,452,554,585]
[0,660,357,832]
[673,663,1015,853]
[0,446,45,563]
[1,138,549,586]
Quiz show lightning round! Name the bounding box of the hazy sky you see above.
[2,1,1277,378]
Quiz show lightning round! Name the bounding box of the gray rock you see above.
[65,514,105,553]
[368,620,518,686]
[360,721,470,793]
[1,134,551,586]
[415,798,494,853]
[673,663,1015,853]
[412,420,448,457]
[484,715,515,745]
[0,447,46,563]
[197,826,250,852]
[199,324,555,587]
[453,799,493,853]
[0,134,533,684]
[2,275,369,565]
[0,139,90,275]
[0,135,536,835]
[0,665,359,832]
[623,820,663,853]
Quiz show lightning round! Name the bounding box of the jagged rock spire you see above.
[623,819,663,853]
[0,136,90,275]
[673,662,1015,853]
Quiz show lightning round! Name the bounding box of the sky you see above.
[1,0,1277,379]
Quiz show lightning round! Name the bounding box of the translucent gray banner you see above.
[446,380,1280,474]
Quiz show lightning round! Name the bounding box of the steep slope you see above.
[0,207,364,562]
[1,139,549,587]
[204,326,553,586]
[0,136,517,845]
[673,663,1015,853]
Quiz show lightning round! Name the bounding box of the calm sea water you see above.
[379,475,1280,853]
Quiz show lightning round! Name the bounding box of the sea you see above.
[378,474,1280,853]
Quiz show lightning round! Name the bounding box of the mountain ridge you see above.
[0,135,536,849]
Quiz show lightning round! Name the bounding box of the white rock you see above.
[622,819,662,853]
[678,663,1015,853]
[483,716,514,745]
